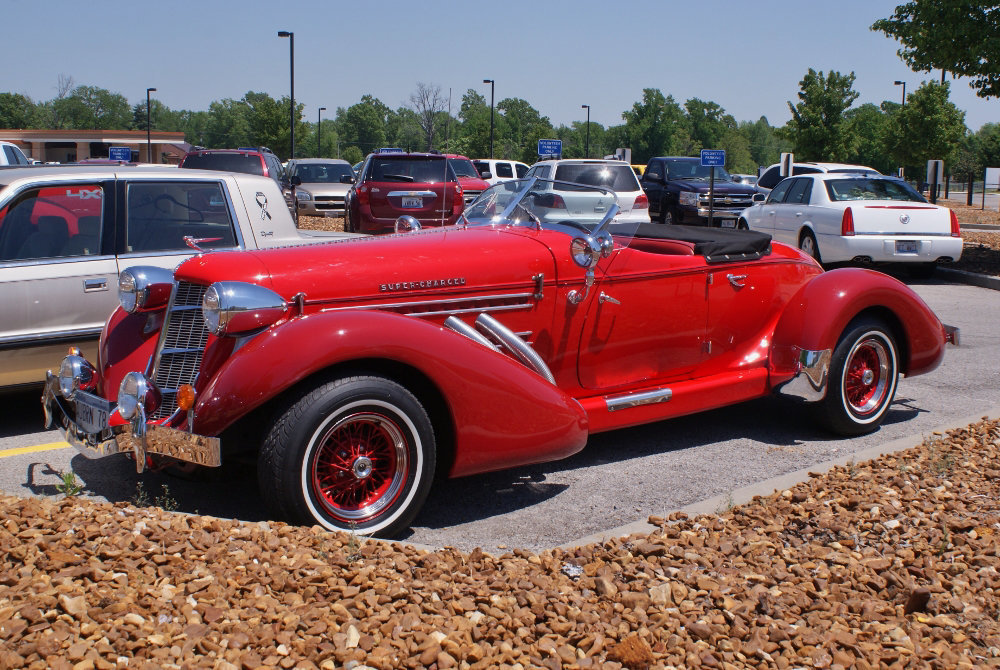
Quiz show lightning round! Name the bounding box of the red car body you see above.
[446,154,492,207]
[44,178,955,538]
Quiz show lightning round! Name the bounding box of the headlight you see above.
[118,266,174,313]
[295,189,312,202]
[117,372,159,420]
[58,354,97,400]
[202,281,289,337]
[679,191,699,207]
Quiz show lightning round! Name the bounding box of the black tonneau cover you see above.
[634,223,772,263]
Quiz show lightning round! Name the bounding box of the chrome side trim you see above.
[387,190,436,198]
[321,292,535,312]
[605,388,673,412]
[0,326,102,349]
[776,347,831,401]
[444,316,498,351]
[474,313,555,384]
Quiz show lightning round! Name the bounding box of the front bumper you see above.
[42,371,221,473]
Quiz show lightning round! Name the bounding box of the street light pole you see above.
[894,80,906,106]
[581,104,590,158]
[278,31,295,159]
[146,87,156,163]
[483,79,494,159]
[317,106,326,157]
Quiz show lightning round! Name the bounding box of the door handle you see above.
[599,291,620,305]
[83,278,108,292]
[726,274,747,289]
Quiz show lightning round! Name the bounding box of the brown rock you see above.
[608,633,655,669]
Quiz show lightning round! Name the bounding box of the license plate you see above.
[895,240,919,254]
[75,391,112,434]
[720,219,736,228]
[401,197,422,208]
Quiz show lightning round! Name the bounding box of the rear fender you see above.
[194,310,589,477]
[770,268,946,380]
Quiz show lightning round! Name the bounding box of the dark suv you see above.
[640,156,757,226]
[344,152,463,234]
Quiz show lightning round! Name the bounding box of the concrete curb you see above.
[558,405,1000,550]
[937,267,1000,291]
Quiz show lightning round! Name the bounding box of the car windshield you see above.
[665,160,733,182]
[448,158,480,179]
[553,163,640,191]
[182,153,264,176]
[368,157,454,183]
[294,163,353,183]
[825,178,926,202]
[461,178,640,245]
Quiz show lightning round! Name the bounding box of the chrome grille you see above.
[463,190,482,205]
[151,281,209,419]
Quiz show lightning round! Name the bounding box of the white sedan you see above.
[738,173,962,276]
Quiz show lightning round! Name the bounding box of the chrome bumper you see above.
[42,372,221,473]
[775,347,831,402]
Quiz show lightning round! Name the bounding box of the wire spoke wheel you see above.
[843,338,890,417]
[310,411,408,522]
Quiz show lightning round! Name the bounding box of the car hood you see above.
[296,182,351,196]
[174,227,558,305]
[672,180,757,195]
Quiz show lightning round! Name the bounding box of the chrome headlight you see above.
[570,236,601,269]
[117,372,160,420]
[295,189,312,202]
[679,191,699,207]
[202,281,289,337]
[58,354,97,400]
[118,266,174,313]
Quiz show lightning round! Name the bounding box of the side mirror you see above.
[340,175,355,184]
[290,175,302,187]
[479,171,492,180]
[645,171,661,182]
[752,193,766,203]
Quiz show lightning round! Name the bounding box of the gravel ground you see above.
[1,418,997,668]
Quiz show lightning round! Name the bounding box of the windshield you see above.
[293,162,353,182]
[181,153,264,175]
[665,160,733,182]
[367,157,454,183]
[825,178,926,202]
[448,158,481,179]
[461,178,641,246]
[553,163,641,192]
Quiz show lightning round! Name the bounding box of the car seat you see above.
[16,215,70,259]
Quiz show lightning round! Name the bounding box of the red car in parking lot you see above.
[344,151,464,234]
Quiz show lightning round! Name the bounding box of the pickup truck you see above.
[0,165,356,389]
[640,156,757,226]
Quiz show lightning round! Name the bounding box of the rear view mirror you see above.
[752,193,766,203]
[290,175,302,186]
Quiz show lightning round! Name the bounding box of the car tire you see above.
[258,375,436,538]
[736,219,749,231]
[816,318,899,436]
[799,230,821,263]
[662,206,679,225]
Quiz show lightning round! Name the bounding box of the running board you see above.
[605,388,673,412]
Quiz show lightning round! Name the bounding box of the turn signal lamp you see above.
[634,193,649,210]
[177,384,196,411]
[950,209,960,237]
[841,207,855,236]
[68,347,81,356]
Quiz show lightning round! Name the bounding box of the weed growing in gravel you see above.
[846,457,857,478]
[346,522,363,562]
[155,485,178,512]
[131,482,150,507]
[715,491,735,514]
[56,470,83,497]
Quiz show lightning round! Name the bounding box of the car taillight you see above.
[452,183,463,214]
[634,193,649,209]
[841,207,855,236]
[949,209,960,237]
[357,186,369,207]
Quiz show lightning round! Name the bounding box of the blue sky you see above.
[5,0,994,132]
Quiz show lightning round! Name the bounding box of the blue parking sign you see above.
[537,139,562,157]
[109,147,132,161]
[700,149,726,167]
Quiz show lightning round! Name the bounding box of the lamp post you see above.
[894,80,906,106]
[146,87,156,163]
[317,106,326,157]
[483,79,494,158]
[581,104,590,158]
[278,31,295,159]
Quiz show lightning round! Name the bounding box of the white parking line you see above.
[0,442,71,458]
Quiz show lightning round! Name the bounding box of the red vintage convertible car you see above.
[43,178,958,537]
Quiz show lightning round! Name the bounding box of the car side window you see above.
[515,163,528,178]
[0,183,106,261]
[784,178,813,204]
[125,182,238,253]
[757,167,782,190]
[496,163,513,178]
[526,166,550,180]
[766,179,794,204]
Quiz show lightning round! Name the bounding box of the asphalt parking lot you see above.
[1,275,997,555]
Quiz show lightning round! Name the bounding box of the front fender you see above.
[194,310,589,477]
[770,267,946,380]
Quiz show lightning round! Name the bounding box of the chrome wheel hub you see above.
[861,369,875,386]
[352,456,373,479]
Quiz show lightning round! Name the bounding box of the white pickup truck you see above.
[0,165,357,389]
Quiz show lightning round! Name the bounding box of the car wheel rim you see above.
[310,411,408,522]
[801,236,816,257]
[844,338,890,416]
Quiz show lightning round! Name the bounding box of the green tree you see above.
[496,98,554,163]
[975,122,1000,168]
[719,128,755,174]
[783,69,859,161]
[408,82,446,151]
[873,2,1000,98]
[204,98,251,148]
[843,103,895,174]
[0,93,37,128]
[884,81,966,170]
[684,98,733,152]
[342,146,364,165]
[337,95,389,155]
[457,89,491,158]
[52,85,132,129]
[738,116,789,169]
[386,107,423,152]
[620,88,688,162]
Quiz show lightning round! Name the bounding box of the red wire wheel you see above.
[843,337,891,417]
[309,410,408,523]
